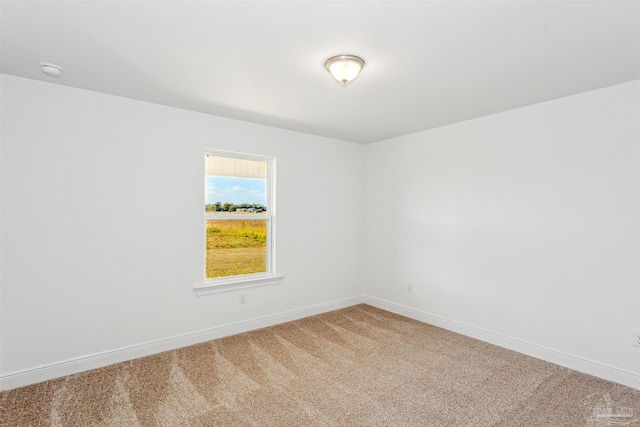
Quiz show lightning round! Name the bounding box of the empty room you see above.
[1,1,639,425]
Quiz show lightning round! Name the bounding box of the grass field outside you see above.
[206,219,267,278]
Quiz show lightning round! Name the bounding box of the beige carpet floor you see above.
[1,304,639,426]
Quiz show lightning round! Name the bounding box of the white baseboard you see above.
[0,295,365,391]
[3,295,639,391]
[362,296,640,390]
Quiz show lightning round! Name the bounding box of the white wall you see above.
[0,75,364,383]
[364,81,640,382]
[2,74,639,390]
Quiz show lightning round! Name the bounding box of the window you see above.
[195,150,283,296]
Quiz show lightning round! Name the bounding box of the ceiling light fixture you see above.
[40,62,63,78]
[325,55,365,86]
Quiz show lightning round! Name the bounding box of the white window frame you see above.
[194,149,284,296]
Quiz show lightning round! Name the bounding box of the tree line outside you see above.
[205,202,267,213]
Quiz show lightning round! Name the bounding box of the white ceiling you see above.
[1,1,639,144]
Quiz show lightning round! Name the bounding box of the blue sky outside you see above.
[206,176,267,205]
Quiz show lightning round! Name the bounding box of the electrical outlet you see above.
[407,283,413,293]
[634,331,640,347]
[239,292,247,304]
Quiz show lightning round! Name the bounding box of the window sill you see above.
[194,274,285,296]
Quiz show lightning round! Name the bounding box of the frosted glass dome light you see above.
[325,55,365,86]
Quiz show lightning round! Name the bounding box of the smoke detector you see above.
[40,62,63,78]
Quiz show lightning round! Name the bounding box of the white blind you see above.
[205,155,267,179]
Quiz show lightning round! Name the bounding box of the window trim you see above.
[194,272,285,296]
[196,149,283,296]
